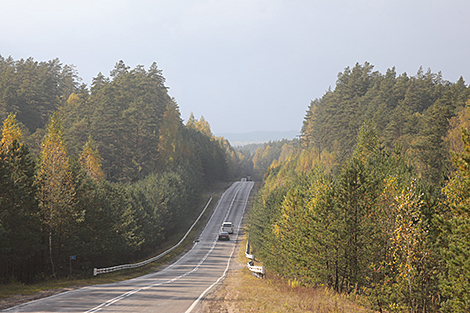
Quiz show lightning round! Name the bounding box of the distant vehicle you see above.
[218,231,230,241]
[246,176,252,181]
[222,222,234,234]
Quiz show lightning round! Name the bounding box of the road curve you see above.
[4,181,254,313]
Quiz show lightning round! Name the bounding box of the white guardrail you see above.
[94,196,213,276]
[245,239,265,278]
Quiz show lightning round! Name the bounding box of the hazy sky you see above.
[1,0,469,135]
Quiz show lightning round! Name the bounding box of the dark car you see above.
[218,231,230,241]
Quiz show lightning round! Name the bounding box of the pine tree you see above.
[0,114,41,283]
[0,140,41,283]
[440,127,470,312]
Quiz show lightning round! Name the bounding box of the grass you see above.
[202,234,374,312]
[2,180,374,312]
[202,182,374,312]
[0,182,231,306]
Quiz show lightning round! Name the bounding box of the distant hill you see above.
[216,130,299,146]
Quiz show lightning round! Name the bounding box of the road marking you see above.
[184,182,254,313]
[83,183,249,313]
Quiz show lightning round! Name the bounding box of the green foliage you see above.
[439,217,470,312]
[66,169,140,269]
[158,103,185,170]
[0,55,80,134]
[0,140,42,283]
[37,113,75,277]
[301,63,469,186]
[251,139,298,179]
[251,61,469,311]
[61,61,170,182]
[439,127,470,312]
[184,117,229,183]
[249,121,442,312]
[0,57,238,283]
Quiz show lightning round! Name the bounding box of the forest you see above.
[3,56,470,312]
[248,63,470,312]
[0,56,252,283]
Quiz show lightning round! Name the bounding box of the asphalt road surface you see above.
[4,181,254,313]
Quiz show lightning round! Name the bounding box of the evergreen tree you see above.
[0,140,40,283]
[440,127,470,312]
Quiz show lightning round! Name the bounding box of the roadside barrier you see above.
[93,196,213,276]
[245,239,265,278]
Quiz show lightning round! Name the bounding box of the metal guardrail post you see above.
[245,238,265,278]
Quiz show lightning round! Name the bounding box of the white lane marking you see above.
[84,183,245,313]
[184,182,254,313]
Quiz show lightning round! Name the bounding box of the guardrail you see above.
[247,262,266,277]
[93,196,213,276]
[245,238,254,260]
[245,239,265,278]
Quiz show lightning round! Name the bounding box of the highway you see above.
[4,181,254,313]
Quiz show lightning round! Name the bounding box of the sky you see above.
[1,0,469,136]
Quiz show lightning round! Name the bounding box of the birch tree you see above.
[79,135,104,182]
[157,103,184,170]
[387,180,431,312]
[37,113,74,277]
[0,112,23,151]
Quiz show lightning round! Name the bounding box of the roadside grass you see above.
[208,234,374,312]
[0,181,231,307]
[236,270,372,312]
[202,182,373,313]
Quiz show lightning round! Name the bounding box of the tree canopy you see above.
[0,57,248,283]
[249,63,470,312]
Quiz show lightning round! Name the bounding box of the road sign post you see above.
[70,256,76,276]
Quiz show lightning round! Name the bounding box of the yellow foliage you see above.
[158,103,184,169]
[446,101,470,154]
[279,143,295,162]
[443,125,470,219]
[67,92,81,106]
[195,115,212,137]
[79,136,105,182]
[0,112,23,152]
[37,113,75,276]
[38,114,74,213]
[388,180,427,305]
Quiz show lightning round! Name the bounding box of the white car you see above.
[222,222,234,234]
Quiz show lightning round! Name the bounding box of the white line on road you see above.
[84,183,248,313]
[184,182,253,313]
